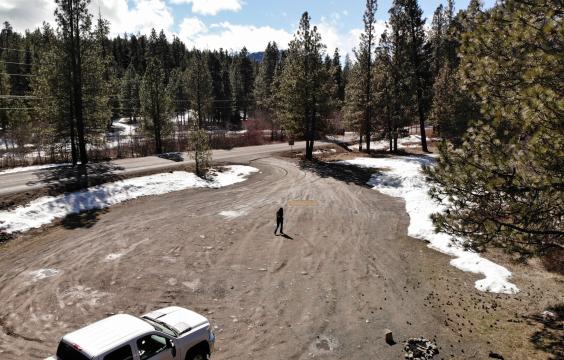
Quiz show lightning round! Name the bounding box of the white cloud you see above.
[170,0,243,16]
[99,0,174,37]
[179,17,207,39]
[181,21,292,52]
[0,0,174,38]
[315,18,387,59]
[0,0,56,32]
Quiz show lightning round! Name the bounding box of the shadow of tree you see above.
[299,159,382,187]
[26,162,125,196]
[527,304,563,359]
[60,208,109,229]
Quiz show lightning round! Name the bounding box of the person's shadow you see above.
[280,233,293,240]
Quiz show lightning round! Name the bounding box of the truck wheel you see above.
[187,351,208,360]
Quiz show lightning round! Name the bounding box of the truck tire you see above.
[187,351,208,360]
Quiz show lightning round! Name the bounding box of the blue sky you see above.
[3,0,494,56]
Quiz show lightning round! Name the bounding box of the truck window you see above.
[56,341,89,360]
[104,345,133,360]
[137,334,168,360]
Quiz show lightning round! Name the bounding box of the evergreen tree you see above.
[331,48,344,105]
[425,0,563,257]
[389,0,430,152]
[166,67,188,123]
[230,47,254,123]
[428,62,478,143]
[82,15,112,147]
[188,127,212,177]
[356,0,378,152]
[55,0,92,165]
[140,58,170,154]
[254,42,279,115]
[186,51,212,128]
[276,12,328,160]
[120,63,141,122]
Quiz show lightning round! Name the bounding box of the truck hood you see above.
[143,306,208,335]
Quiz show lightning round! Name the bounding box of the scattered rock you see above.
[404,338,438,359]
[385,329,395,345]
[541,310,556,322]
[488,351,504,359]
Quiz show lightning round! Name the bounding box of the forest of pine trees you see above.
[0,0,561,254]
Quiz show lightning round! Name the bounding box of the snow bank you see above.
[339,156,519,294]
[0,163,71,175]
[0,165,258,234]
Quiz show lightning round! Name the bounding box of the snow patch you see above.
[104,253,124,261]
[0,166,258,235]
[29,268,59,281]
[0,163,71,175]
[218,210,246,219]
[339,156,519,294]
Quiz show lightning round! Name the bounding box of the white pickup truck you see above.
[46,306,215,360]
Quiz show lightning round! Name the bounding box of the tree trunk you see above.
[69,0,88,165]
[410,26,428,153]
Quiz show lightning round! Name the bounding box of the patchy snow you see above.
[339,156,519,294]
[218,210,247,219]
[29,268,59,281]
[0,163,71,175]
[104,253,124,261]
[0,165,259,235]
[355,135,441,152]
[313,149,337,155]
[112,118,139,136]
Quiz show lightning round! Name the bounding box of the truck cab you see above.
[47,307,215,360]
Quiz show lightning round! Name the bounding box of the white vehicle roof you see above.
[143,306,208,334]
[62,314,153,358]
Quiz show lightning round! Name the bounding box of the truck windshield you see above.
[56,341,90,360]
[141,317,177,337]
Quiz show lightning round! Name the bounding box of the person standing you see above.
[274,207,284,235]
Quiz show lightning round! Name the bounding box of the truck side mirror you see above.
[168,340,177,357]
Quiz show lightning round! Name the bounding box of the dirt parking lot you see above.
[0,157,562,359]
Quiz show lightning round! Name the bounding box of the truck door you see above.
[134,333,176,360]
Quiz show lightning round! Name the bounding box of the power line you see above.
[0,47,33,53]
[0,73,36,77]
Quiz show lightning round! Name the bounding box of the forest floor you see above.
[0,151,562,359]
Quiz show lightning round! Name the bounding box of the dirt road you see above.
[0,157,561,359]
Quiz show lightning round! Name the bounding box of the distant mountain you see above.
[248,52,264,62]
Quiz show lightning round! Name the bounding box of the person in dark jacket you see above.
[274,207,284,235]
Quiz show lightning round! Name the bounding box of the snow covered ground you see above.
[111,118,139,136]
[358,135,441,151]
[0,165,258,235]
[339,156,519,295]
[0,163,71,175]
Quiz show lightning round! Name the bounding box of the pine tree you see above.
[188,127,211,177]
[254,42,279,115]
[276,12,328,160]
[140,58,170,154]
[428,62,478,143]
[356,0,378,152]
[186,51,212,129]
[55,0,92,165]
[230,47,254,123]
[425,0,563,258]
[28,24,61,161]
[120,63,141,122]
[389,0,430,152]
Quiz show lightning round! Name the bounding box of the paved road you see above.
[0,140,344,197]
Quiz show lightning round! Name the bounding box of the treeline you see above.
[0,0,481,165]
